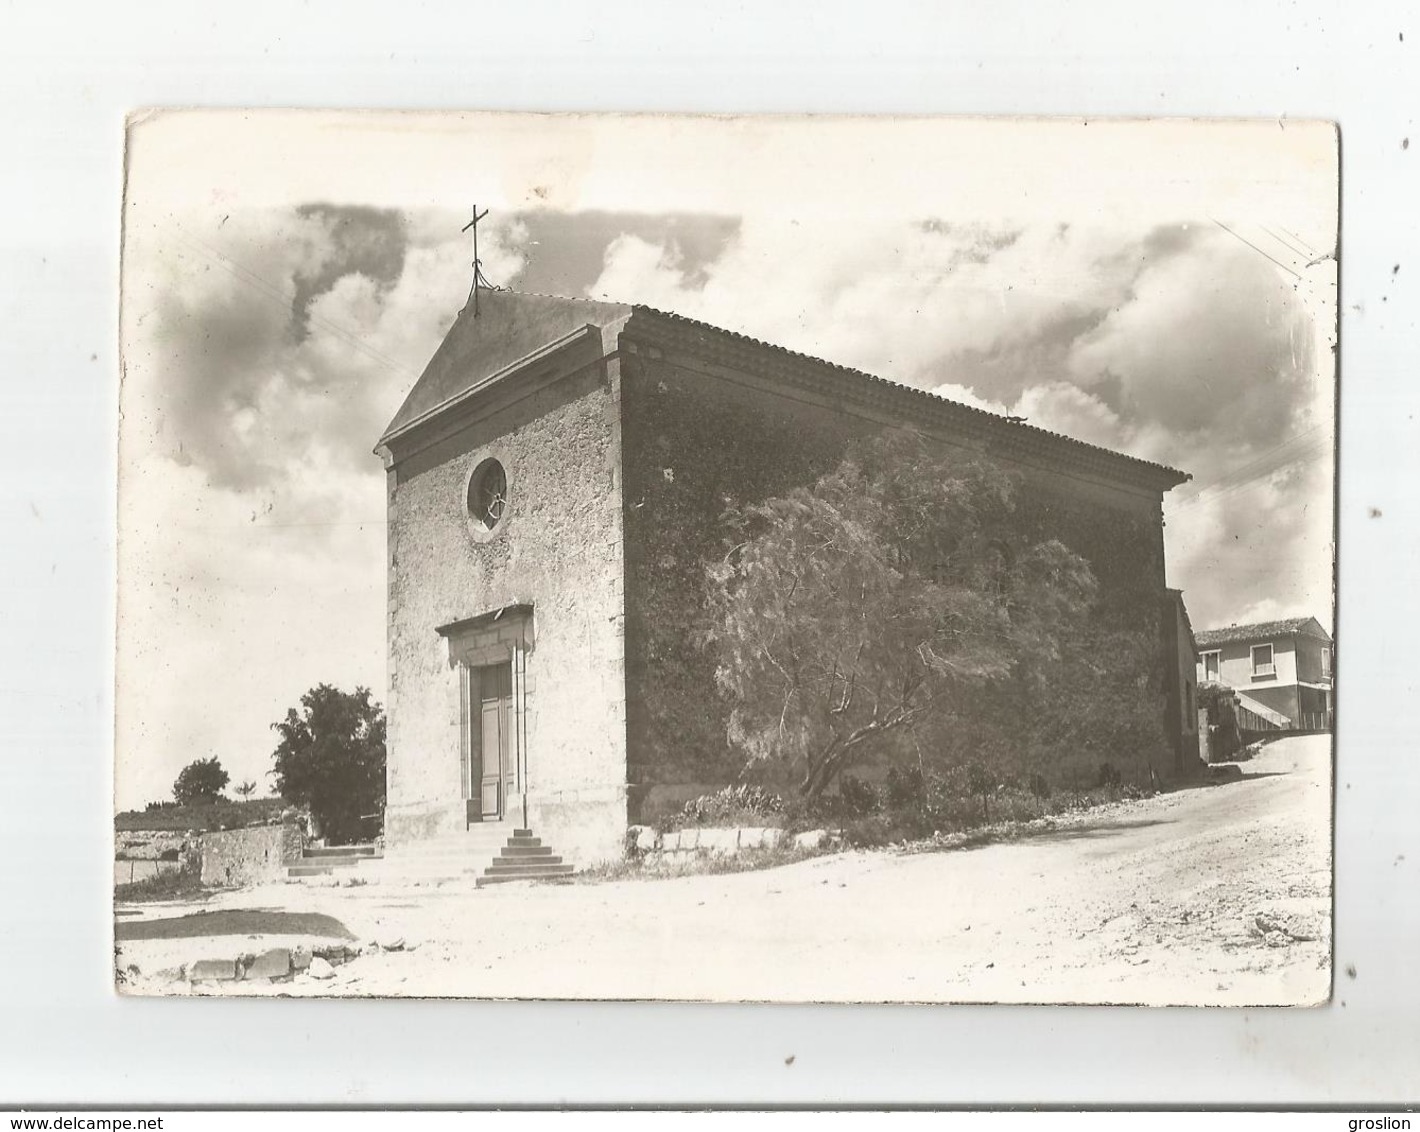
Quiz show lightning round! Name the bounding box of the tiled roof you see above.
[1195,617,1331,647]
[626,305,1190,492]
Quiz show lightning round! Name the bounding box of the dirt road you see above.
[120,734,1333,1005]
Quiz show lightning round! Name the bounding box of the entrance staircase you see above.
[475,828,574,887]
[286,843,380,878]
[285,822,573,886]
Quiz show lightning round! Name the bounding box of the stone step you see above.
[380,834,515,858]
[287,826,575,887]
[288,864,347,877]
[484,857,567,874]
[476,865,574,887]
[357,859,486,877]
[302,844,380,859]
[374,847,503,864]
[294,852,367,865]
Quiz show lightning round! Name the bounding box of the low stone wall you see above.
[200,823,303,888]
[628,824,837,867]
[115,830,201,886]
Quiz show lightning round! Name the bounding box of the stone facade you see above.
[379,294,634,865]
[377,291,1190,866]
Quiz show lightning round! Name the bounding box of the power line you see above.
[1173,424,1326,500]
[1209,218,1302,280]
[1261,224,1312,261]
[1278,223,1319,258]
[1171,433,1331,511]
[1177,439,1330,508]
[172,223,423,384]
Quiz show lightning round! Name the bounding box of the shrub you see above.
[678,783,785,826]
[839,810,930,848]
[1198,682,1244,760]
[885,765,925,809]
[837,775,880,817]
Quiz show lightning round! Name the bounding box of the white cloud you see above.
[589,213,1335,636]
[115,206,531,808]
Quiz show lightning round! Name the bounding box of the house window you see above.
[1251,643,1275,678]
[1202,651,1220,682]
[1321,647,1332,679]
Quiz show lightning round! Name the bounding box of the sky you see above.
[116,113,1337,809]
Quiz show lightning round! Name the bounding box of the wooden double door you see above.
[466,662,516,824]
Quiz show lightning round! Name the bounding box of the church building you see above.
[375,288,1193,868]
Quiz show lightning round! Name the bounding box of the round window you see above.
[467,458,509,531]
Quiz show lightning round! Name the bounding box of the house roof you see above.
[379,289,1190,492]
[1195,616,1332,648]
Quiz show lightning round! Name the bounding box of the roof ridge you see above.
[1195,616,1330,643]
[502,286,633,308]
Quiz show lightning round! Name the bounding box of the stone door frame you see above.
[437,604,534,828]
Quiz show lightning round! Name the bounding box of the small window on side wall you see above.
[1202,651,1220,682]
[1251,643,1275,678]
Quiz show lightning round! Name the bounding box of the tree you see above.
[704,432,1099,799]
[271,684,386,844]
[172,757,230,806]
[233,780,257,799]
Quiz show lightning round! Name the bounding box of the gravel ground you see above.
[117,733,1332,1005]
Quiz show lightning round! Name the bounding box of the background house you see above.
[1195,616,1333,730]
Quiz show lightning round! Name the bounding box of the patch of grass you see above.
[114,870,211,904]
[114,908,355,941]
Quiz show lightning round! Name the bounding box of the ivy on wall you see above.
[620,355,1172,801]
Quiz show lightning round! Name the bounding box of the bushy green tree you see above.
[704,432,1100,798]
[271,685,386,844]
[172,756,229,806]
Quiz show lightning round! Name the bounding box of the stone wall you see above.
[200,823,302,888]
[628,823,839,868]
[384,358,629,865]
[114,830,201,886]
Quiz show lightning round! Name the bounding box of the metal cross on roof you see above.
[460,204,498,316]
